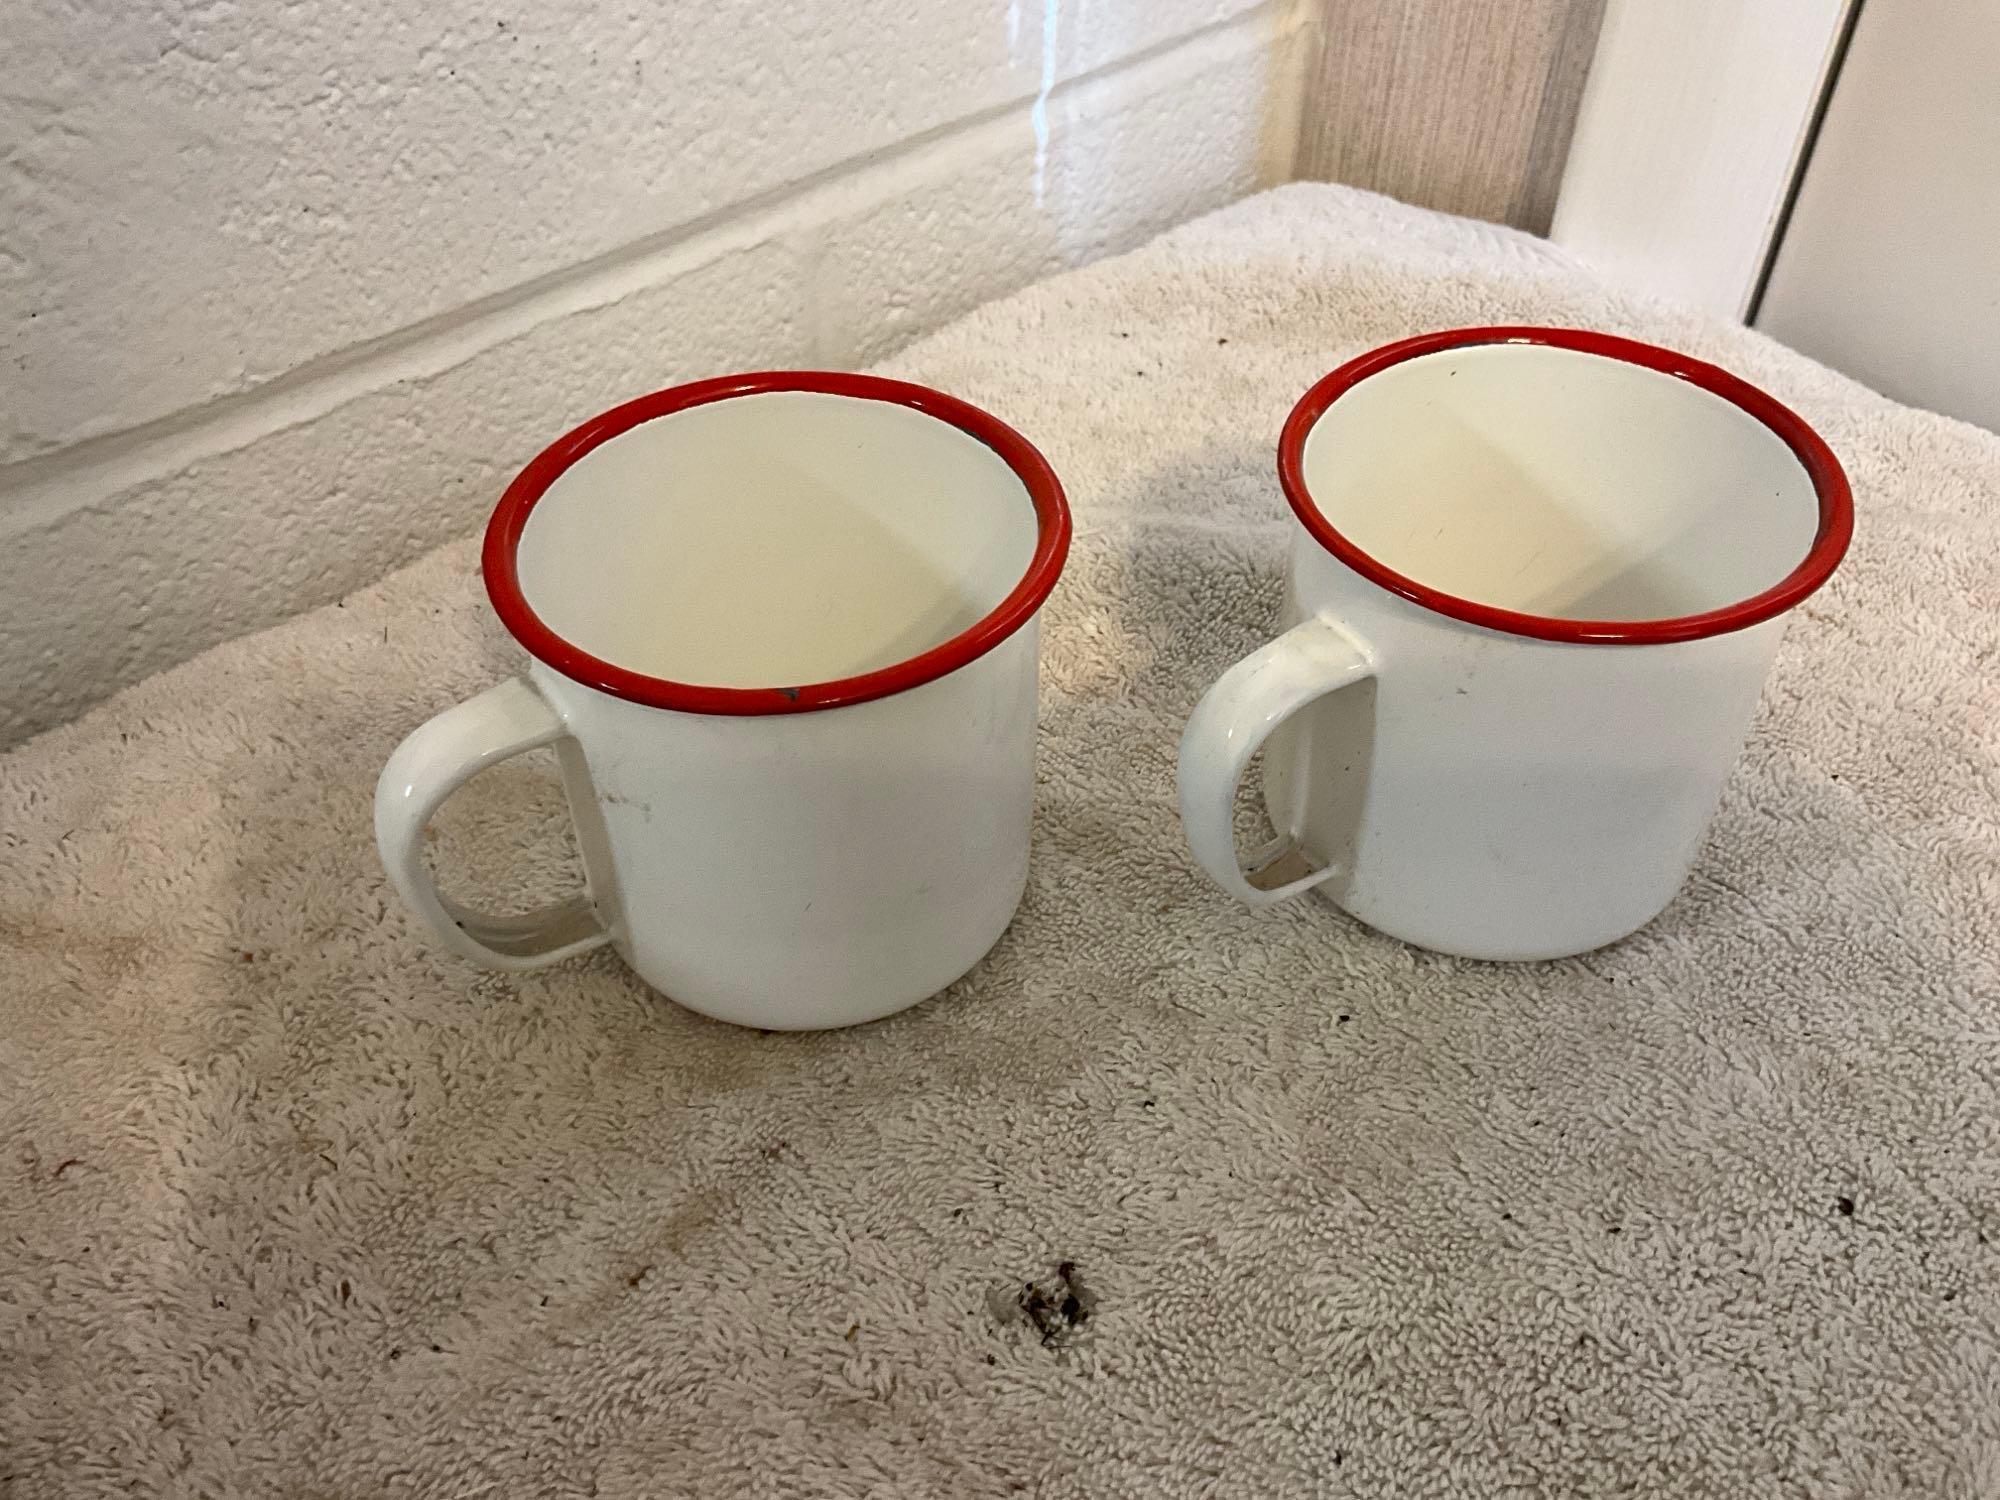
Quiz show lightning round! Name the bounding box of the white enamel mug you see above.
[1179,328,1852,960]
[376,373,1070,1029]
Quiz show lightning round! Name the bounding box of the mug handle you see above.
[1178,615,1375,906]
[374,677,614,970]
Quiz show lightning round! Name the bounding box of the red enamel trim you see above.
[1277,327,1854,645]
[483,371,1071,715]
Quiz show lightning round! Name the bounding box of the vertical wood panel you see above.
[1297,0,1607,233]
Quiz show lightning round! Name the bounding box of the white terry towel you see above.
[3,185,1997,1497]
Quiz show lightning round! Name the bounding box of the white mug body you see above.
[1180,328,1852,961]
[530,626,1038,1029]
[1260,556,1787,960]
[377,374,1069,1028]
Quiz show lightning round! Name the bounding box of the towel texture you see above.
[3,185,1997,1498]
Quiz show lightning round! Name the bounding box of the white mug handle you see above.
[374,677,613,970]
[1178,615,1376,906]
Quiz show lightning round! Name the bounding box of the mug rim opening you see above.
[1276,326,1854,645]
[482,371,1072,715]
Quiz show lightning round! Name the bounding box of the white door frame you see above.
[1550,0,1861,321]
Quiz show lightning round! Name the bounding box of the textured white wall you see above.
[0,0,1307,743]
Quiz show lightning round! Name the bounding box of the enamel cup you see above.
[1179,328,1852,960]
[376,373,1070,1029]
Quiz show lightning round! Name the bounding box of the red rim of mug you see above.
[1276,326,1854,645]
[483,371,1072,715]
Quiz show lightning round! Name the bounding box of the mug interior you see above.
[513,389,1042,691]
[1297,341,1829,627]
